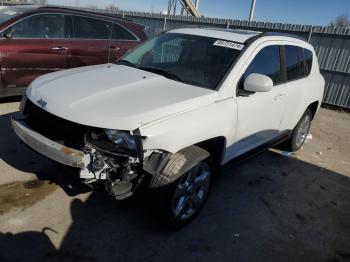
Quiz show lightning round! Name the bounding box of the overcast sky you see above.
[48,0,350,26]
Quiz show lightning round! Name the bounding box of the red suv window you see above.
[3,14,65,39]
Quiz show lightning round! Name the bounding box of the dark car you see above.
[0,5,147,98]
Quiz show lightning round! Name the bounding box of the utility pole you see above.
[248,0,256,22]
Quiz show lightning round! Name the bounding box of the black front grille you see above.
[24,99,90,150]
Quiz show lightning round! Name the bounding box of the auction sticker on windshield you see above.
[213,40,244,50]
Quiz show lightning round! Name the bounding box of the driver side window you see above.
[241,45,282,88]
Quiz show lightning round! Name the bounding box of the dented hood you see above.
[26,64,217,130]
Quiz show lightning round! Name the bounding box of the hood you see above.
[26,64,217,130]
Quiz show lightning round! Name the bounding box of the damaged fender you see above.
[144,145,210,189]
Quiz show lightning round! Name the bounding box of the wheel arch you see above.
[307,101,319,119]
[195,136,226,166]
[146,145,210,188]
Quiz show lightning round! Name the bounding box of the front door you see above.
[230,44,287,158]
[0,13,69,88]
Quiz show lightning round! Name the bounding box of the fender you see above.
[140,98,238,155]
[146,145,210,188]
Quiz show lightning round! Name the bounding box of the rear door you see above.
[108,23,141,62]
[0,13,69,88]
[279,45,312,130]
[69,15,111,67]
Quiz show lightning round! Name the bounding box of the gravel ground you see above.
[0,101,349,262]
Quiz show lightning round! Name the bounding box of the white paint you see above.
[27,64,216,131]
[243,73,273,92]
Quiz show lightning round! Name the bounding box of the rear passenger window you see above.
[112,23,136,40]
[72,16,110,39]
[285,45,304,81]
[303,48,313,75]
[244,45,281,84]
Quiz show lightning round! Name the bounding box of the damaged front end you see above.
[17,98,155,200]
[81,128,145,200]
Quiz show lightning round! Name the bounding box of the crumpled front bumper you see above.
[11,117,85,168]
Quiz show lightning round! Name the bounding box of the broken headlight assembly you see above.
[104,129,137,152]
[85,128,139,157]
[82,128,145,200]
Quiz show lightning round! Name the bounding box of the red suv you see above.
[0,5,147,98]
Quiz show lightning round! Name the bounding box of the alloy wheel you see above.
[171,162,211,221]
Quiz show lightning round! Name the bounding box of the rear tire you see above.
[284,109,312,152]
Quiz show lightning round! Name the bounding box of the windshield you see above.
[117,33,243,90]
[0,6,26,24]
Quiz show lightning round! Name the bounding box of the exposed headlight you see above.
[104,129,136,151]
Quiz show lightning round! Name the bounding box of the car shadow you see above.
[1,112,350,262]
[0,96,22,104]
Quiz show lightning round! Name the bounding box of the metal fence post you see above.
[163,17,167,31]
[226,21,230,29]
[307,27,313,42]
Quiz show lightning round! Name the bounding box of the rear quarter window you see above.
[303,48,313,75]
[112,23,136,40]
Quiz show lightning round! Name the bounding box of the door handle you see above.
[52,46,68,51]
[109,46,121,51]
[273,94,285,100]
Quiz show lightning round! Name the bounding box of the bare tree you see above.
[330,14,350,27]
[105,4,119,14]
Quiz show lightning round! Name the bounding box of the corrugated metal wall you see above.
[74,7,350,108]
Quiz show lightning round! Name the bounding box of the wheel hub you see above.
[296,114,311,148]
[172,162,211,221]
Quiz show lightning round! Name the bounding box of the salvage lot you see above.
[0,100,349,261]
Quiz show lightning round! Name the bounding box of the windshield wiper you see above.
[115,60,136,68]
[137,66,184,83]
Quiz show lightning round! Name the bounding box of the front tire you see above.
[152,157,212,228]
[169,161,211,225]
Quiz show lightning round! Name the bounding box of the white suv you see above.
[12,28,325,226]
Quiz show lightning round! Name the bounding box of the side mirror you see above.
[244,73,273,92]
[3,28,15,39]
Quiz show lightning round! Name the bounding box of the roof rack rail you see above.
[245,31,306,44]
